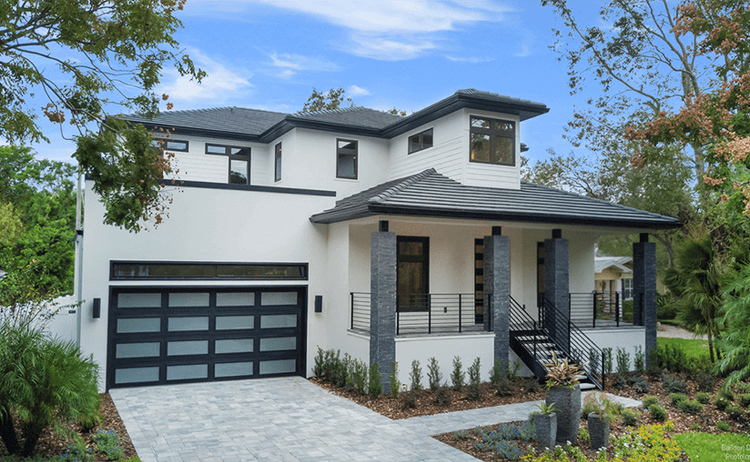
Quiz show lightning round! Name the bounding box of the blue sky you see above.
[30,0,604,166]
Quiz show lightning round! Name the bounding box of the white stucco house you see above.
[75,89,680,391]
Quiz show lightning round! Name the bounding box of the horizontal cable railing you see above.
[397,293,485,335]
[350,292,371,333]
[569,292,621,328]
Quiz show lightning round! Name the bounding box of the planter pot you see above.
[545,384,581,445]
[588,413,610,450]
[533,412,557,452]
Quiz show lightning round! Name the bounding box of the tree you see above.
[302,88,352,112]
[717,262,750,386]
[0,1,205,232]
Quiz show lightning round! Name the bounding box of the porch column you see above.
[370,221,396,393]
[633,233,657,366]
[484,227,510,365]
[544,229,569,353]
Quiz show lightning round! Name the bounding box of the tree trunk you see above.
[707,331,715,363]
[20,421,44,458]
[0,411,19,455]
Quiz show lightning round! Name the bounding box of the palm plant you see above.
[717,263,750,387]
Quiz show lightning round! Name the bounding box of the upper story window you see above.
[470,116,515,166]
[336,139,358,180]
[408,128,433,154]
[151,139,189,152]
[274,142,282,182]
[206,143,250,185]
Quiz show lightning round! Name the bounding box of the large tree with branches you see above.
[0,0,204,232]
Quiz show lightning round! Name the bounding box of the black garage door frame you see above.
[106,285,307,390]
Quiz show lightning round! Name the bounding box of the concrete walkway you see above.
[111,377,641,462]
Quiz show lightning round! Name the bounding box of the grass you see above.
[657,337,709,362]
[674,432,750,461]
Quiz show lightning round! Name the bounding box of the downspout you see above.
[74,170,83,347]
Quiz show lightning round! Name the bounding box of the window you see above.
[336,139,358,179]
[622,278,633,300]
[206,144,250,185]
[408,128,433,154]
[397,237,429,312]
[151,139,189,152]
[111,262,308,280]
[274,142,282,182]
[470,116,515,166]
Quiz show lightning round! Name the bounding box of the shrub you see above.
[696,371,716,392]
[93,428,124,461]
[0,324,100,457]
[466,357,482,401]
[662,372,688,394]
[491,359,512,396]
[60,439,95,462]
[523,377,541,394]
[715,397,730,411]
[717,421,730,431]
[621,408,639,426]
[669,393,688,406]
[578,427,590,445]
[677,399,703,414]
[409,360,423,391]
[353,359,368,394]
[642,395,659,408]
[739,394,750,408]
[427,357,442,392]
[648,404,667,421]
[602,348,613,375]
[616,347,630,376]
[390,362,400,398]
[490,358,503,388]
[622,299,634,322]
[313,347,325,377]
[633,345,645,374]
[631,376,650,394]
[696,392,710,404]
[611,422,680,461]
[454,429,471,440]
[435,384,451,406]
[403,388,418,409]
[658,343,687,373]
[719,387,735,402]
[725,405,744,419]
[368,363,382,399]
[451,356,464,391]
[656,292,678,321]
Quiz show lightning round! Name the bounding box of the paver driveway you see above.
[111,377,489,462]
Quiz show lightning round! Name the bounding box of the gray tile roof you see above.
[123,107,287,137]
[289,106,403,130]
[309,169,681,230]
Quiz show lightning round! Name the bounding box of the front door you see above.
[397,236,429,312]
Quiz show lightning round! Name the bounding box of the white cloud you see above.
[345,34,437,61]
[159,48,253,107]
[445,55,495,63]
[264,51,340,78]
[348,85,370,97]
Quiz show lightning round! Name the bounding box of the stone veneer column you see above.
[370,222,397,393]
[544,230,570,353]
[633,233,657,366]
[484,227,510,365]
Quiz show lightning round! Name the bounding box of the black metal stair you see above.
[509,296,604,390]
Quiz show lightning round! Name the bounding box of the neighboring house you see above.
[595,256,633,300]
[75,89,680,391]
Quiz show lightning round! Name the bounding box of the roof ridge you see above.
[368,168,437,204]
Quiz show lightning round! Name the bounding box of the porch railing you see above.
[569,292,622,328]
[349,293,490,336]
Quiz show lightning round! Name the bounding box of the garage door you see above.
[107,287,306,389]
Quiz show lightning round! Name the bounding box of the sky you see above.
[28,0,606,166]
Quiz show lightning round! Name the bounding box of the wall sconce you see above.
[92,298,101,319]
[314,295,323,313]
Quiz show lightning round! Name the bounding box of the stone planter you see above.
[545,384,581,445]
[533,412,557,452]
[588,413,610,450]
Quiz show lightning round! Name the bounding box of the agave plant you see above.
[545,351,584,389]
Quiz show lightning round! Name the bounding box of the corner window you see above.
[206,144,251,185]
[336,139,358,179]
[274,142,282,182]
[470,116,515,166]
[151,139,189,152]
[408,128,433,154]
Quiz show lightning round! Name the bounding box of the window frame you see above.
[335,138,358,180]
[110,261,308,281]
[152,138,189,152]
[396,236,430,313]
[274,142,282,182]
[205,143,251,185]
[469,116,516,166]
[408,128,433,154]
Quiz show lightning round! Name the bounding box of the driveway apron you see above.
[110,377,479,462]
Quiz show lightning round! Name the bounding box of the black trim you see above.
[274,142,282,183]
[408,128,433,154]
[110,261,309,281]
[336,138,358,180]
[396,236,430,313]
[157,179,337,197]
[152,138,189,152]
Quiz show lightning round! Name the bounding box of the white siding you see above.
[463,109,522,189]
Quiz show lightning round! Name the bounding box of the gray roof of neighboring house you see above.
[595,257,633,274]
[309,169,682,230]
[120,89,549,142]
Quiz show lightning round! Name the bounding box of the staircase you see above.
[509,296,604,390]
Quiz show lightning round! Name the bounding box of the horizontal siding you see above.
[464,164,520,189]
[389,134,464,181]
[171,152,229,183]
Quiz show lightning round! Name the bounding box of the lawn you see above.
[657,337,710,362]
[674,432,750,461]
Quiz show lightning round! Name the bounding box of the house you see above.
[75,89,680,391]
[595,256,633,300]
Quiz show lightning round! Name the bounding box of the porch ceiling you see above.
[309,169,682,230]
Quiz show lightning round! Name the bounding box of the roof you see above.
[309,169,682,230]
[120,89,549,142]
[595,257,633,274]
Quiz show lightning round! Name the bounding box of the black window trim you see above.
[152,138,190,152]
[408,128,434,154]
[336,138,358,180]
[205,143,251,185]
[274,142,282,183]
[396,236,430,313]
[110,261,309,281]
[469,115,516,167]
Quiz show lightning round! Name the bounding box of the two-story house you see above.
[76,89,680,391]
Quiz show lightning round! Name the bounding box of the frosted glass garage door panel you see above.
[167,364,208,381]
[117,318,161,333]
[216,316,254,330]
[215,362,253,378]
[215,339,253,354]
[216,292,255,307]
[118,293,161,308]
[116,343,160,359]
[167,340,208,356]
[259,359,296,375]
[259,337,296,352]
[168,292,209,307]
[168,317,208,331]
[115,367,159,384]
[260,314,297,329]
[260,292,297,306]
